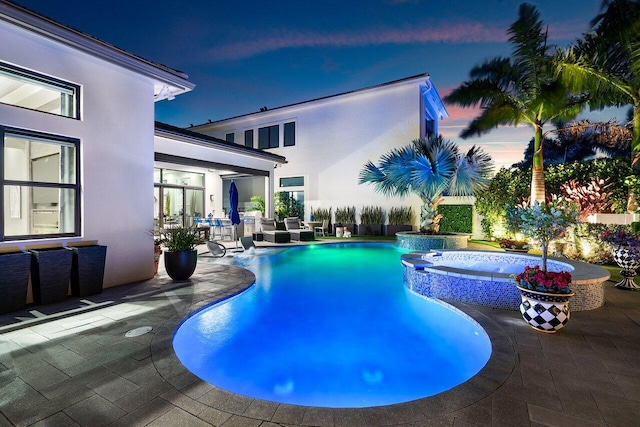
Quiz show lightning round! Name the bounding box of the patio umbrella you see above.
[229,181,241,249]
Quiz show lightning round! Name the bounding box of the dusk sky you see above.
[15,0,626,169]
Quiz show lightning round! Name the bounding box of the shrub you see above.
[360,206,385,224]
[311,207,331,222]
[335,206,356,224]
[388,206,413,225]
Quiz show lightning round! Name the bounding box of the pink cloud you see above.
[209,22,509,62]
[207,16,589,62]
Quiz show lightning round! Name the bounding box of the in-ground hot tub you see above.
[402,250,610,311]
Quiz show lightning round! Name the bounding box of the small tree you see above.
[508,200,578,271]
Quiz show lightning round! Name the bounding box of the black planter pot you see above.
[357,224,383,236]
[69,245,107,297]
[0,250,31,314]
[384,224,413,237]
[29,247,73,305]
[164,250,198,281]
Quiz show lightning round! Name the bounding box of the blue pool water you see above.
[173,243,491,408]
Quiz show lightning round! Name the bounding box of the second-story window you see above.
[0,62,79,119]
[258,125,279,149]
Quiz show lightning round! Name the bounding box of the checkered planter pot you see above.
[517,286,574,334]
[612,246,640,291]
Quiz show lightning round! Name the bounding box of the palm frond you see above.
[448,146,495,196]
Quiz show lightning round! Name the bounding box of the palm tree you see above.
[513,119,631,169]
[359,136,494,233]
[557,0,640,168]
[444,3,587,202]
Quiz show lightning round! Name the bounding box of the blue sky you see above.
[15,0,625,168]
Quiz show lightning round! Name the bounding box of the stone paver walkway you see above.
[1,242,639,426]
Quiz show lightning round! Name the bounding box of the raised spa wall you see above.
[402,250,611,311]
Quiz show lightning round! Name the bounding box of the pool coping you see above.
[151,258,517,426]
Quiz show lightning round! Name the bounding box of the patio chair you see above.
[314,219,329,237]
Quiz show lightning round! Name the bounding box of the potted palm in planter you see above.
[159,227,204,281]
[358,206,385,236]
[509,200,579,333]
[385,206,413,236]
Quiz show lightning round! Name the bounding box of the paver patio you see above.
[1,242,639,426]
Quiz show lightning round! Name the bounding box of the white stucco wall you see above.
[193,78,442,228]
[0,18,155,288]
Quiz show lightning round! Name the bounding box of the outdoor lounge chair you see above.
[205,240,226,257]
[259,218,291,244]
[284,217,315,241]
[240,236,256,250]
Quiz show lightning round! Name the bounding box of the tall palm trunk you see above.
[632,105,640,171]
[530,124,546,203]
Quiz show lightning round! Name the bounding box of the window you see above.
[225,132,234,143]
[258,125,279,149]
[0,62,79,119]
[280,176,304,187]
[284,122,295,147]
[425,119,435,138]
[244,129,253,148]
[2,127,79,240]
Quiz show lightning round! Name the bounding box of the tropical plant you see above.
[513,119,631,170]
[507,200,579,271]
[359,206,385,224]
[359,136,493,233]
[159,227,204,252]
[388,206,413,225]
[275,192,303,220]
[444,3,588,203]
[559,177,614,220]
[557,0,640,168]
[334,206,356,224]
[249,195,265,214]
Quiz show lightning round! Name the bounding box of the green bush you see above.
[438,205,473,233]
[475,158,634,239]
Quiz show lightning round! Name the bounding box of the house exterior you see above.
[189,74,450,228]
[0,0,285,294]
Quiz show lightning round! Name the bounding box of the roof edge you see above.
[155,121,287,164]
[0,0,194,91]
[191,73,431,127]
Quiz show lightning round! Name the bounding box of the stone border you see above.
[402,250,610,311]
[151,260,516,426]
[396,232,470,250]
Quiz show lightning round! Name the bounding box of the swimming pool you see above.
[173,243,491,408]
